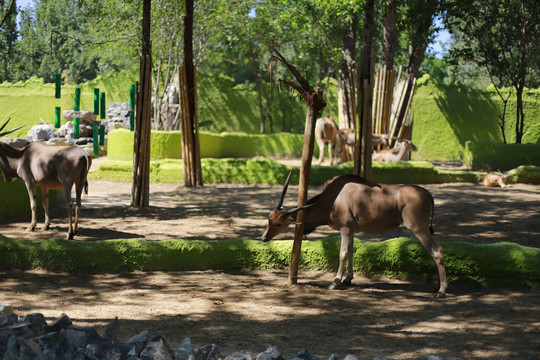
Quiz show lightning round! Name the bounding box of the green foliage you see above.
[1,236,538,289]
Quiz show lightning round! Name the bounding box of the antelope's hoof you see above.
[328,283,338,290]
[434,291,446,299]
[26,226,36,232]
[43,224,50,231]
[67,233,74,240]
[341,279,352,287]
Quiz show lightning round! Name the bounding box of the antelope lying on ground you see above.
[262,171,447,297]
[483,171,509,188]
[315,115,339,165]
[372,139,417,162]
[0,119,92,239]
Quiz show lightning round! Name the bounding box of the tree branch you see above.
[0,0,15,28]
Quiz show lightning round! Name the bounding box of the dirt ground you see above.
[1,169,540,359]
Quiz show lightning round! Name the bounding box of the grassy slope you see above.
[1,236,538,290]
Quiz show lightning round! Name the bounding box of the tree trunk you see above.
[381,0,397,70]
[515,83,525,143]
[180,0,203,186]
[337,12,357,130]
[355,0,375,179]
[131,0,152,207]
[273,51,326,286]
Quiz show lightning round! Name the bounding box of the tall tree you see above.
[0,0,18,82]
[381,0,397,70]
[445,0,540,143]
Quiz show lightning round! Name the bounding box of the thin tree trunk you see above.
[355,0,375,178]
[273,50,326,286]
[338,12,357,130]
[381,0,397,70]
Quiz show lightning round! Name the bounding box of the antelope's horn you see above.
[0,118,11,133]
[276,169,293,209]
[0,122,25,138]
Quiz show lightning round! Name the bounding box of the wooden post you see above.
[273,50,326,286]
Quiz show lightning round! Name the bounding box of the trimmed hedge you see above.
[463,141,540,170]
[89,157,492,185]
[107,129,306,161]
[0,236,538,289]
[0,176,56,217]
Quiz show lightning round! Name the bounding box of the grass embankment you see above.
[1,236,538,290]
[88,157,540,185]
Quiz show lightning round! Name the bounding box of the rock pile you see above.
[0,305,467,360]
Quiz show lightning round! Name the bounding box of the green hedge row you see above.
[464,141,540,170]
[1,236,538,289]
[107,128,305,161]
[89,158,495,185]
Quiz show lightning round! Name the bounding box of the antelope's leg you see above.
[64,185,74,240]
[342,234,355,285]
[24,182,37,232]
[414,229,447,298]
[41,187,50,230]
[74,182,83,235]
[316,138,325,165]
[330,227,352,289]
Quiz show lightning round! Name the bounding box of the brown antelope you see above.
[332,130,394,165]
[0,119,92,239]
[315,115,339,165]
[262,171,447,298]
[372,138,417,162]
[483,171,509,188]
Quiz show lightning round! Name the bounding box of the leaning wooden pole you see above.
[273,50,326,286]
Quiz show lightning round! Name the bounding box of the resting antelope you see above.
[314,115,339,165]
[262,171,447,297]
[372,138,417,162]
[0,119,92,239]
[332,130,394,165]
[483,171,509,188]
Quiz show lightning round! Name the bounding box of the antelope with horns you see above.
[262,170,447,297]
[0,119,92,239]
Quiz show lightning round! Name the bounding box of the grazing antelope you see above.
[262,171,447,298]
[372,138,417,162]
[315,115,339,165]
[0,119,92,239]
[483,171,509,188]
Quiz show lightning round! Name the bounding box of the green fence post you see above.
[94,88,100,115]
[93,125,99,156]
[55,107,61,128]
[99,124,105,146]
[130,84,135,131]
[74,88,81,139]
[55,74,61,99]
[100,92,106,120]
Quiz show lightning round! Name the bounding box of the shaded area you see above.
[1,181,538,248]
[0,270,538,359]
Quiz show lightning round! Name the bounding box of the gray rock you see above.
[174,337,196,360]
[198,344,221,360]
[256,345,285,360]
[48,313,72,332]
[64,328,87,348]
[103,317,119,342]
[290,350,321,360]
[63,110,98,122]
[141,335,172,360]
[26,124,55,141]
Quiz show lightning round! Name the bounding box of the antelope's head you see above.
[262,170,308,242]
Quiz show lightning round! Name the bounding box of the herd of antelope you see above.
[315,114,418,165]
[1,116,510,297]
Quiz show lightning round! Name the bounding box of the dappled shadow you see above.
[1,270,538,359]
